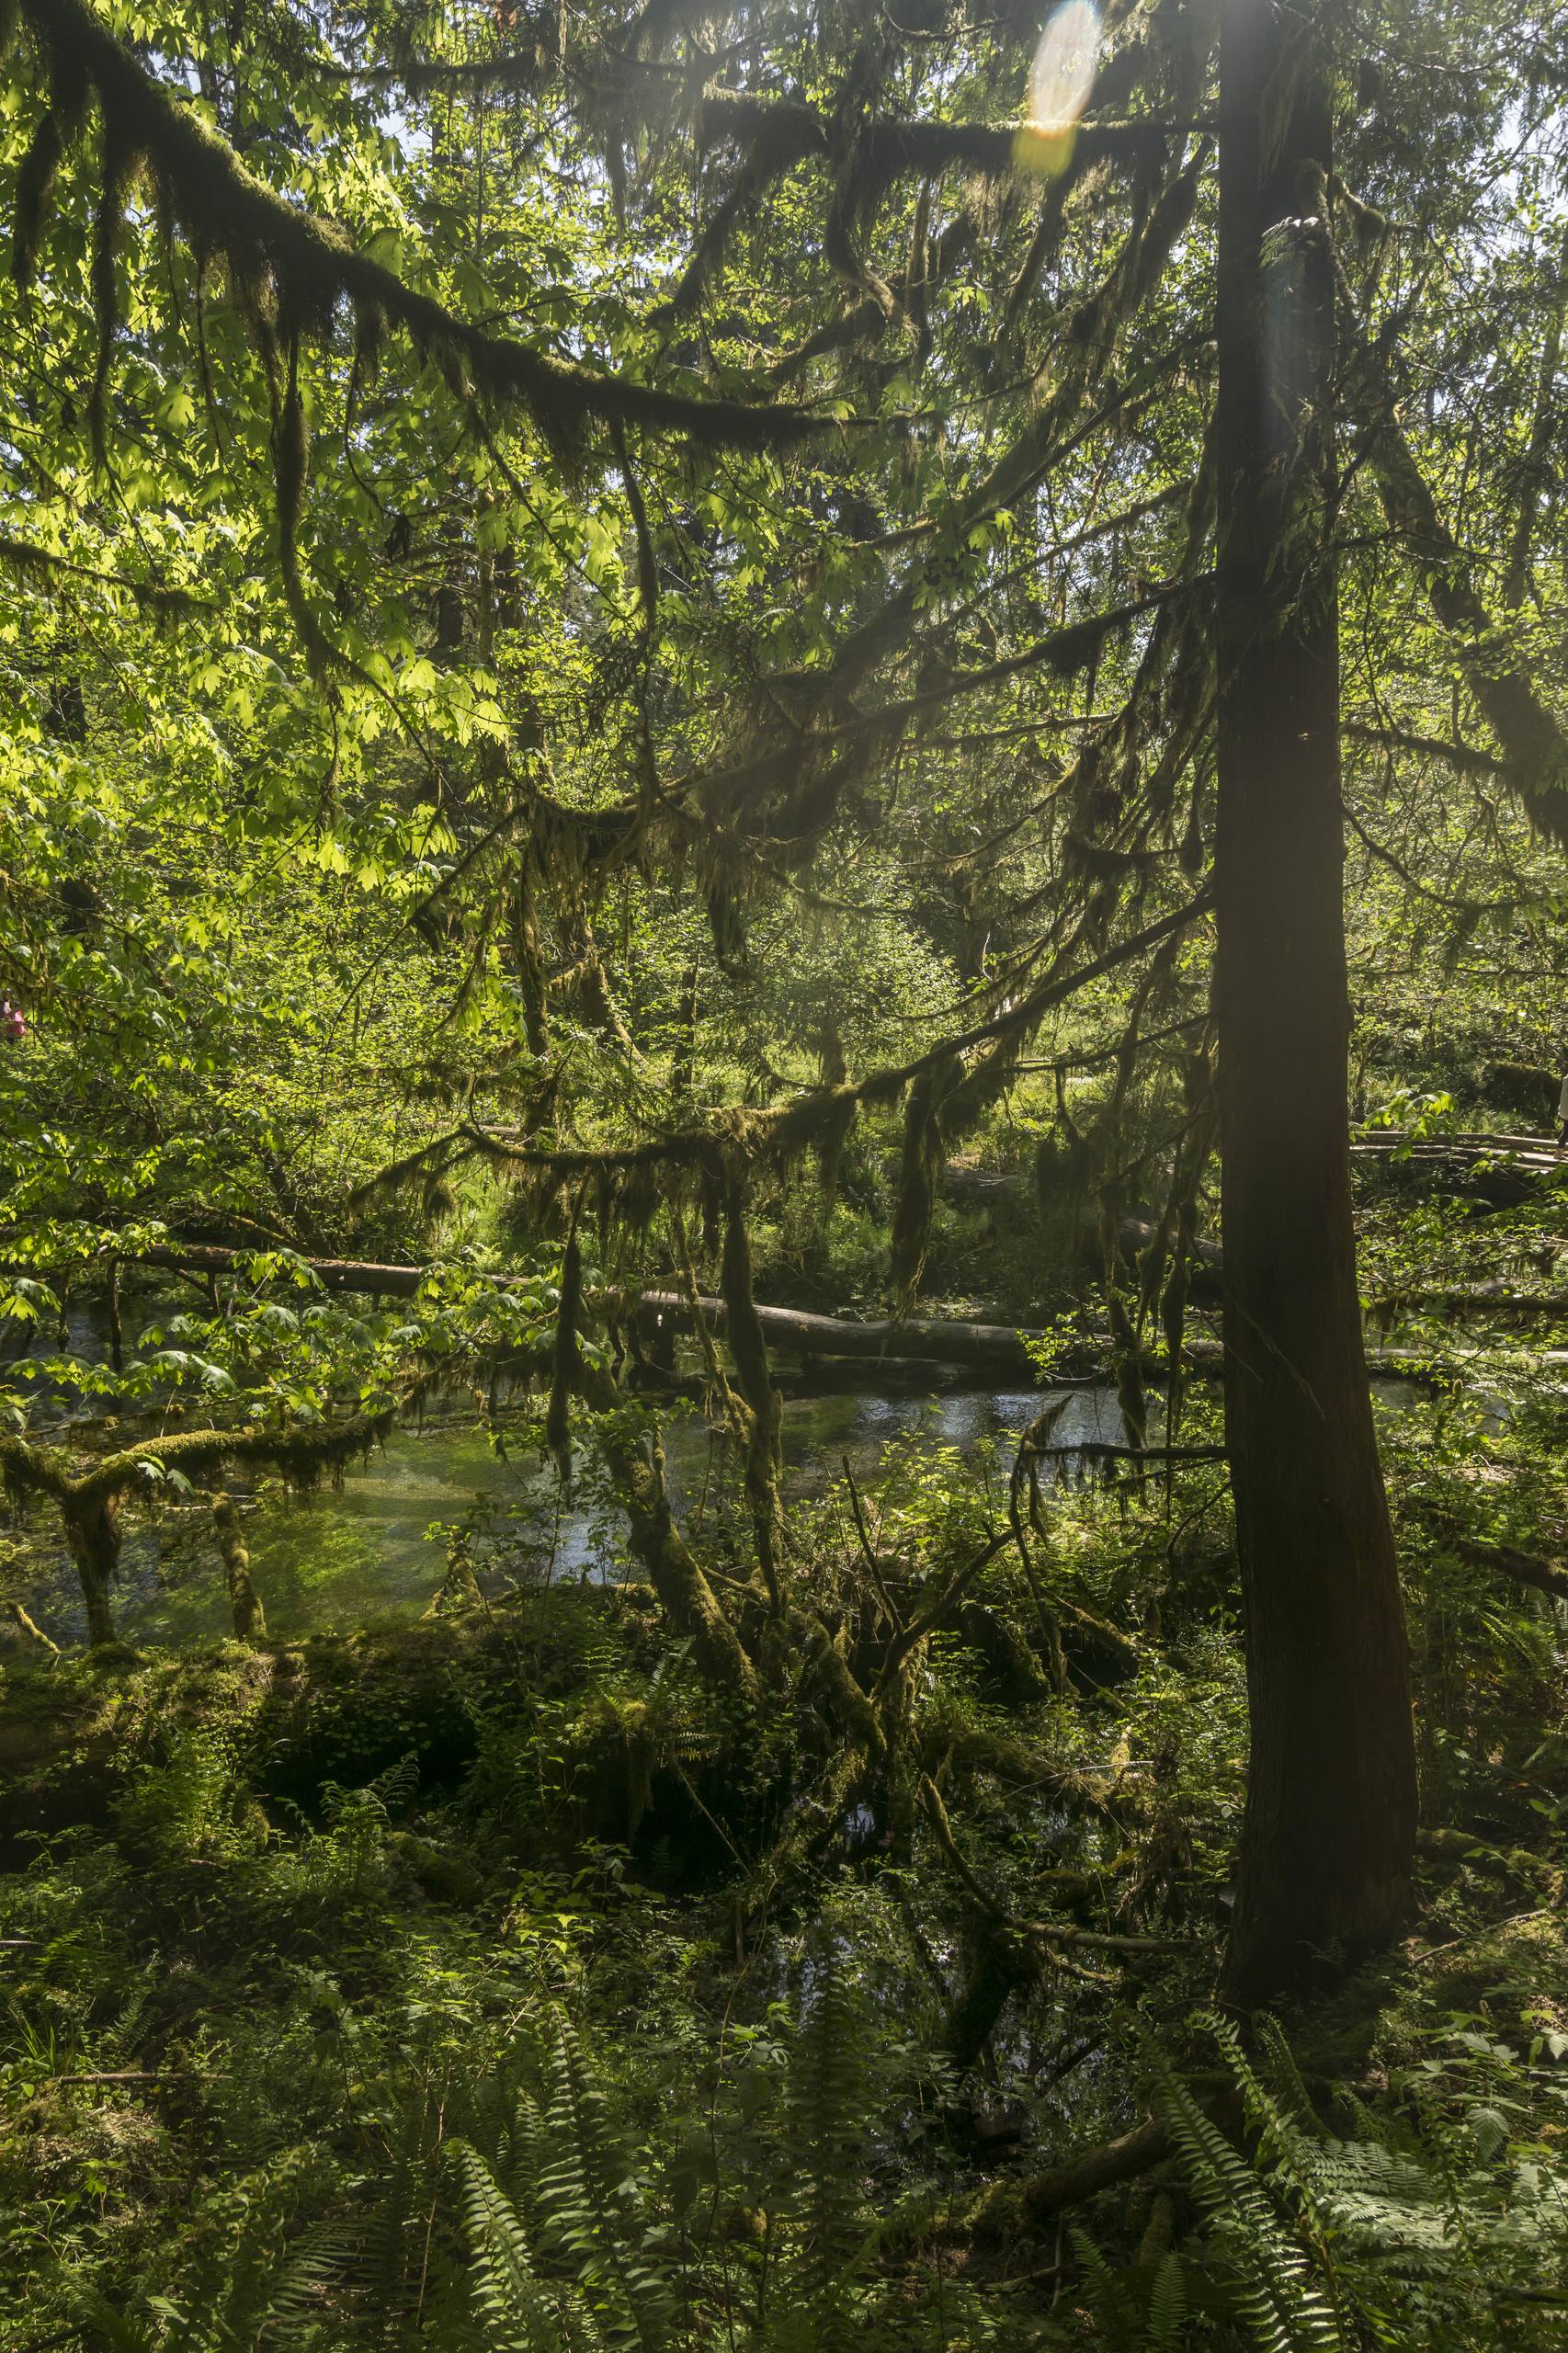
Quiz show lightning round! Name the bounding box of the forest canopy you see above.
[2,0,1568,2344]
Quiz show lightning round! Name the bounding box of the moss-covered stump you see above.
[0,1594,778,1870]
[0,1619,500,1846]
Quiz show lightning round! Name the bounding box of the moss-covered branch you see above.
[0,531,216,614]
[2,1413,392,1644]
[211,1492,266,1643]
[9,0,824,454]
[1355,390,1568,844]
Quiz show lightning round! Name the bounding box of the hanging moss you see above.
[87,117,131,472]
[655,89,827,321]
[460,888,1207,1285]
[6,0,823,459]
[812,1085,858,1213]
[558,883,641,1062]
[546,1229,583,1478]
[2,1412,395,1645]
[62,1490,120,1647]
[718,1173,785,1609]
[1036,1070,1098,1220]
[347,1129,467,1222]
[889,1052,961,1306]
[12,89,78,285]
[268,338,338,685]
[1350,335,1568,847]
[1104,1269,1149,1454]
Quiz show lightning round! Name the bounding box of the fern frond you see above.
[1149,2046,1346,2353]
[1067,2225,1136,2346]
[454,2140,571,2353]
[532,2011,676,2352]
[1144,2248,1188,2352]
[776,1947,879,2353]
[66,2291,160,2353]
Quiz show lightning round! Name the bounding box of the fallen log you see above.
[1009,2087,1245,2225]
[141,1243,436,1295]
[1371,1280,1568,1320]
[634,1288,1049,1378]
[1021,2116,1173,2218]
[644,1302,1568,1388]
[1447,1534,1568,1605]
[940,1165,1030,1203]
[1364,1342,1568,1381]
[15,1243,1563,1391]
[1033,1441,1228,1465]
[1351,1131,1568,1207]
[1,1236,1218,1382]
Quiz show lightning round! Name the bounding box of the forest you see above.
[2,0,1568,2341]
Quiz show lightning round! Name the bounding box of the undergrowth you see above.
[3,1413,1567,2347]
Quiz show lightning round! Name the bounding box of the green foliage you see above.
[0,1738,998,2349]
[451,1952,965,2353]
[1,0,1567,2346]
[1119,2010,1568,2353]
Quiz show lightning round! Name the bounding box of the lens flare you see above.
[1016,0,1102,177]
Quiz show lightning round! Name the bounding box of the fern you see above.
[1127,2016,1568,2353]
[259,2218,367,2342]
[455,2140,580,2353]
[529,2011,676,2353]
[765,1945,878,2353]
[1069,2225,1139,2347]
[1069,2224,1191,2352]
[1142,2248,1188,2351]
[84,1965,966,2353]
[67,2290,160,2353]
[1147,2041,1346,2353]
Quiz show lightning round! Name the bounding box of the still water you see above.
[18,1383,1137,1651]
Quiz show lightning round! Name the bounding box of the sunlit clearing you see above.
[1015,0,1101,177]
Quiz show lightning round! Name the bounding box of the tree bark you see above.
[62,1494,120,1647]
[1214,0,1415,2004]
[213,1492,267,1643]
[5,1598,60,1654]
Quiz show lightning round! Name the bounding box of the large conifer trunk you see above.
[1214,0,1416,2003]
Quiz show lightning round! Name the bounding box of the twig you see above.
[879,1529,1012,1688]
[918,1773,1006,1917]
[48,2069,197,2085]
[843,1454,902,1629]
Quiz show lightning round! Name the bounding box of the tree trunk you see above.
[213,1492,267,1643]
[1214,0,1416,2004]
[63,1494,120,1647]
[719,1179,786,1610]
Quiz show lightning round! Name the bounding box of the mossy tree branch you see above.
[2,1414,392,1644]
[8,0,827,455]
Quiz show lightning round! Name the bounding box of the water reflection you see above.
[17,1382,1138,1651]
